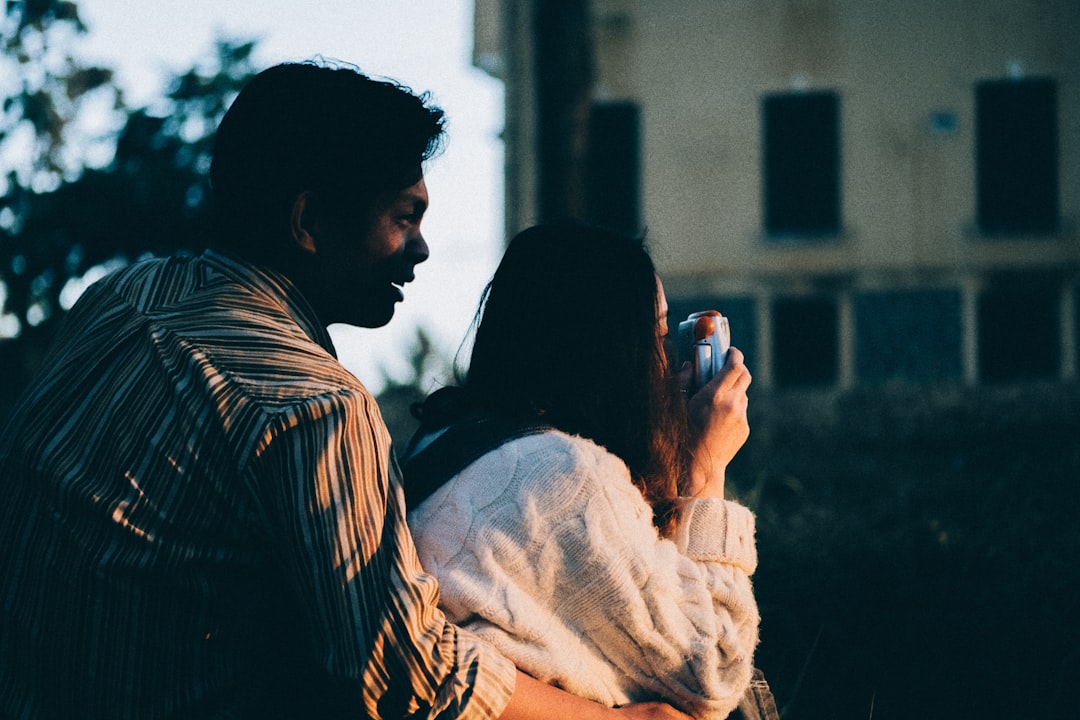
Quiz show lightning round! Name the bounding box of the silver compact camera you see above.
[677,310,731,391]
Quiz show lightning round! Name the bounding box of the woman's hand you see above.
[681,346,752,498]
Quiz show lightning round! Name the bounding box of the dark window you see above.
[978,280,1059,382]
[762,91,840,238]
[772,296,838,387]
[975,78,1059,235]
[1075,282,1080,379]
[585,101,641,235]
[855,289,963,384]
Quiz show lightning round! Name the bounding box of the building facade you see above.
[474,0,1079,390]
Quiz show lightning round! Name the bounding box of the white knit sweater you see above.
[406,429,759,720]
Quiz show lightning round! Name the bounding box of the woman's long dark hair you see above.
[413,221,691,534]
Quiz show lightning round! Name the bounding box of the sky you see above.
[73,0,505,395]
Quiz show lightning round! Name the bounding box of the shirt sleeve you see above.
[248,387,516,720]
[410,431,758,720]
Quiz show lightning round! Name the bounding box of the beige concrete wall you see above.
[591,0,1079,296]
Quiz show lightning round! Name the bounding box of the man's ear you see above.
[289,191,319,255]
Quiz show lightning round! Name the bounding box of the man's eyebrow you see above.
[400,193,428,213]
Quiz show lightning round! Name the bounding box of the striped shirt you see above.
[0,249,515,720]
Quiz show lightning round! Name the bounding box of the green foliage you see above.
[731,384,1080,720]
[2,0,112,183]
[0,1,260,417]
[1,41,258,336]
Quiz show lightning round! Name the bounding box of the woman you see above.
[402,221,763,720]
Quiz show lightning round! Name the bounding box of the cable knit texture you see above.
[407,429,759,720]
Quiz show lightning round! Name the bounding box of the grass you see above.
[729,383,1080,720]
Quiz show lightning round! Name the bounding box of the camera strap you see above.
[399,415,552,512]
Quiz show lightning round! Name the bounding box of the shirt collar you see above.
[199,248,338,359]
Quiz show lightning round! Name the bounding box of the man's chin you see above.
[351,304,397,329]
[333,290,402,329]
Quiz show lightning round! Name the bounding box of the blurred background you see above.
[0,0,505,403]
[2,1,1078,718]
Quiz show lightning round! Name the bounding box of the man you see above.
[0,61,689,720]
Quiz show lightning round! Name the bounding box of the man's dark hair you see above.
[210,60,446,258]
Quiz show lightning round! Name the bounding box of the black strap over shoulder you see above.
[399,415,552,512]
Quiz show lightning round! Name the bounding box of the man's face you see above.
[312,178,430,328]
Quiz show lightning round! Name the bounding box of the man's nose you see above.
[409,231,430,264]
